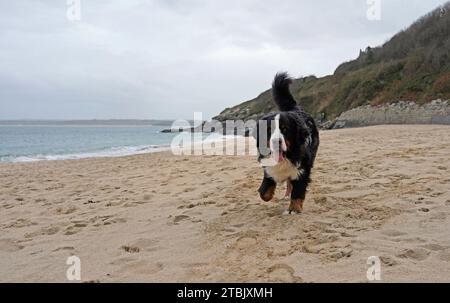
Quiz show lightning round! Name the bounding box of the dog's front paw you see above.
[260,187,276,202]
[288,199,304,214]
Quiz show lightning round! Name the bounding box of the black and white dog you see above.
[255,72,319,213]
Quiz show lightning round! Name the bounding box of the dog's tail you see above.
[272,72,297,111]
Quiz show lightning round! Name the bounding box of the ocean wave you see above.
[1,144,171,163]
[0,135,244,163]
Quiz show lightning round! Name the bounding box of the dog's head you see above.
[254,112,310,166]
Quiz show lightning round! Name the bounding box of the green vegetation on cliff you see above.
[214,2,450,122]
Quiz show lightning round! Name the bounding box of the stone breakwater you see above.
[329,100,450,129]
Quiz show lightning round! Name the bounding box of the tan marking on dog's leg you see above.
[288,199,304,213]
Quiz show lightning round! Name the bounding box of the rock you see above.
[161,121,253,137]
[330,100,450,129]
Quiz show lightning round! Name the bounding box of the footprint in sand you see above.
[122,238,159,253]
[313,196,328,206]
[267,208,285,217]
[420,243,446,251]
[437,249,450,261]
[380,230,407,237]
[52,246,75,252]
[430,212,447,221]
[315,233,340,244]
[5,218,37,228]
[302,245,324,254]
[105,200,126,207]
[64,225,84,235]
[143,194,153,201]
[267,263,303,282]
[87,215,126,227]
[329,247,353,260]
[397,247,430,261]
[202,192,213,199]
[121,245,140,253]
[173,215,190,224]
[123,201,147,207]
[233,223,245,228]
[180,262,209,270]
[235,236,258,249]
[0,238,24,252]
[116,260,164,275]
[25,225,61,238]
[222,228,236,234]
[379,256,398,267]
[64,216,110,234]
[55,206,77,215]
[430,192,444,198]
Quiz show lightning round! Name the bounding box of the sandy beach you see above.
[1,125,450,282]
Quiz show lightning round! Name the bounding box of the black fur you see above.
[256,72,320,210]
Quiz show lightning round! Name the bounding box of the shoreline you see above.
[3,123,450,164]
[0,134,248,164]
[0,145,172,164]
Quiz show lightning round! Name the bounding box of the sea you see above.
[0,120,219,163]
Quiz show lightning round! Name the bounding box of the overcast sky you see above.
[0,0,447,120]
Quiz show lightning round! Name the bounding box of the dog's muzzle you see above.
[270,132,287,163]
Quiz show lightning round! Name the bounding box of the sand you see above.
[1,125,450,282]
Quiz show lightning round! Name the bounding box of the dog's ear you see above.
[293,115,310,140]
[298,123,310,139]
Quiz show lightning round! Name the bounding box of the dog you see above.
[255,72,319,213]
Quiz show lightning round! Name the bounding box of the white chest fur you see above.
[264,159,301,183]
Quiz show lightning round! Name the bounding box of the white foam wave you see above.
[4,145,171,163]
[2,135,244,163]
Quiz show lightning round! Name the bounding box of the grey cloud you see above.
[0,0,447,119]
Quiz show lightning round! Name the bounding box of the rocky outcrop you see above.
[330,100,450,129]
